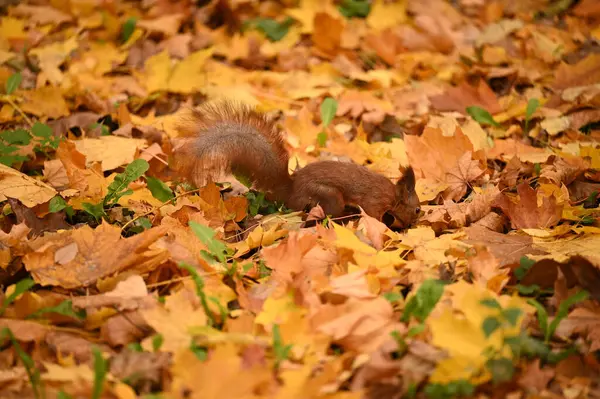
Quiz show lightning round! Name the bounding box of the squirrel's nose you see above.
[415,206,421,214]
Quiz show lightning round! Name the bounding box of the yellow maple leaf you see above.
[141,288,207,353]
[366,0,408,30]
[286,0,324,34]
[69,42,127,77]
[142,50,171,93]
[428,281,532,384]
[255,291,305,328]
[0,17,27,40]
[19,86,70,119]
[73,136,148,172]
[30,36,78,85]
[168,48,214,93]
[169,343,272,399]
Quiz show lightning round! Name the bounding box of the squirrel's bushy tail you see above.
[171,100,292,202]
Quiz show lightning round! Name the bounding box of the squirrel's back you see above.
[171,101,292,201]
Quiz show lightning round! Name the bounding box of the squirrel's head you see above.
[383,166,420,229]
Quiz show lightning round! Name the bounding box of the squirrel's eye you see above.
[415,206,421,214]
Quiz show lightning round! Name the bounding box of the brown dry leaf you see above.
[0,163,57,207]
[518,359,555,392]
[336,90,393,124]
[43,159,69,191]
[444,152,486,201]
[553,54,600,91]
[559,304,600,351]
[6,198,69,237]
[312,12,343,57]
[55,140,107,205]
[493,183,563,229]
[23,222,168,288]
[429,80,503,115]
[12,4,72,25]
[0,319,48,342]
[314,296,402,354]
[462,225,547,267]
[110,350,171,390]
[467,245,510,294]
[486,138,553,163]
[137,14,184,37]
[405,127,483,200]
[261,231,319,285]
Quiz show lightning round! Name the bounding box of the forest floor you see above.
[1,0,600,398]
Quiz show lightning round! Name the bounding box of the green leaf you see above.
[178,262,217,327]
[382,291,403,304]
[401,279,445,323]
[190,343,208,361]
[31,122,53,139]
[122,17,137,43]
[92,347,107,399]
[152,334,163,351]
[26,300,86,320]
[317,131,328,147]
[480,298,502,309]
[0,277,35,316]
[189,221,229,263]
[407,323,425,337]
[272,324,293,367]
[58,391,73,399]
[338,0,371,18]
[482,316,501,337]
[0,154,29,167]
[137,217,152,230]
[502,307,523,327]
[527,298,549,341]
[253,17,293,42]
[127,342,143,352]
[548,290,589,339]
[105,159,149,205]
[5,72,22,95]
[466,106,501,127]
[82,202,106,222]
[514,256,536,281]
[486,357,515,384]
[0,129,31,145]
[525,98,540,123]
[1,327,44,399]
[320,97,338,128]
[516,283,541,296]
[146,176,174,202]
[49,196,68,213]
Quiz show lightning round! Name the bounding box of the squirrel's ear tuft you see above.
[397,166,416,191]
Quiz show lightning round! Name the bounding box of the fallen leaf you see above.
[0,163,57,207]
[23,222,168,288]
[493,183,563,229]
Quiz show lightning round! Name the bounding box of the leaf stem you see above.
[3,95,33,127]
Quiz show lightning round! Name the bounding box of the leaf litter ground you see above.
[1,0,600,398]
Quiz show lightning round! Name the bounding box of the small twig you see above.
[3,96,33,127]
[120,187,202,232]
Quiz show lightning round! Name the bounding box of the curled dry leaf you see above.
[493,183,563,229]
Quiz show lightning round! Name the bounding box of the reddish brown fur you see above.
[172,101,421,227]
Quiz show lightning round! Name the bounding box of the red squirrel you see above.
[171,101,421,228]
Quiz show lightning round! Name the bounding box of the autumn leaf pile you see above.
[1,0,600,398]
